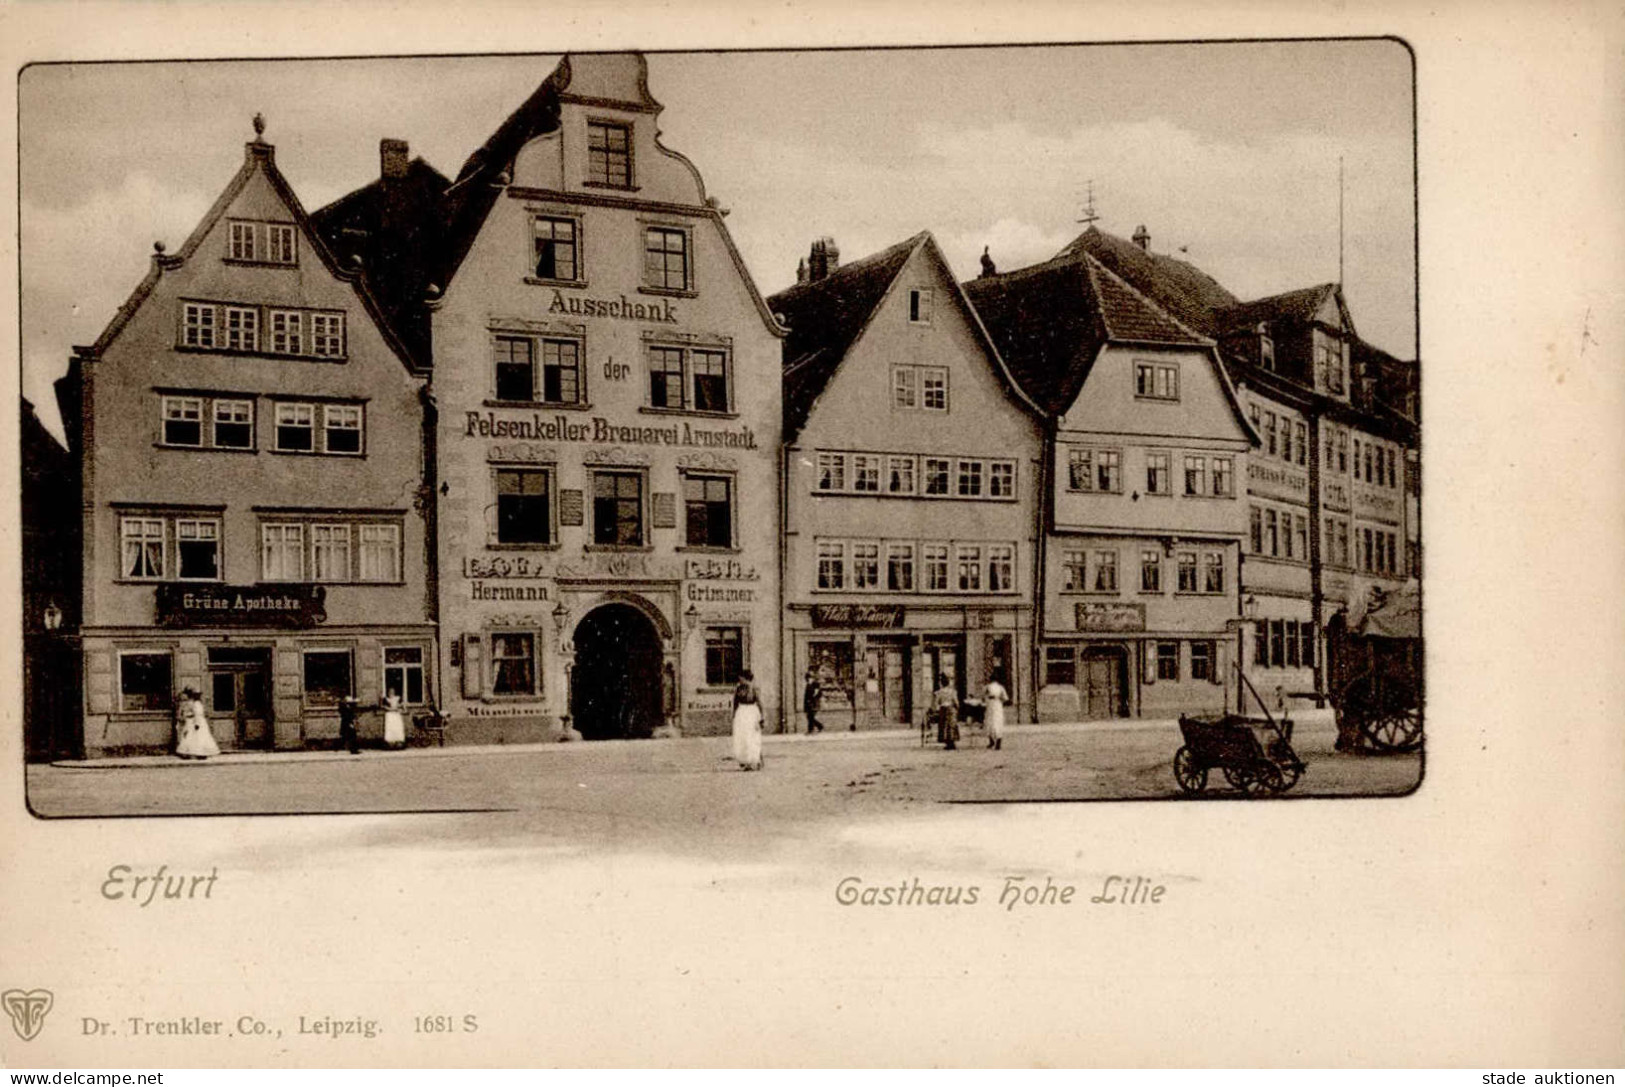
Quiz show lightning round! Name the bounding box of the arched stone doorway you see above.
[570,603,665,740]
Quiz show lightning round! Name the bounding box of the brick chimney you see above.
[806,237,840,282]
[380,138,410,181]
[1132,224,1151,251]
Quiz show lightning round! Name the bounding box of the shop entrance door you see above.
[1080,647,1127,719]
[572,604,663,740]
[207,647,272,748]
[869,643,912,725]
[921,642,962,701]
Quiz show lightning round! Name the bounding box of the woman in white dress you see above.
[984,674,1009,750]
[731,670,764,771]
[174,687,220,759]
[382,693,407,748]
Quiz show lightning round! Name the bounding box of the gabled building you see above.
[967,247,1257,719]
[21,397,81,760]
[320,52,786,741]
[56,120,436,755]
[1062,225,1419,700]
[770,233,1046,729]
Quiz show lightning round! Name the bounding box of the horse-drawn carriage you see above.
[1326,582,1423,753]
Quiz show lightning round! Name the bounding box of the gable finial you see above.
[252,112,266,140]
[153,241,165,255]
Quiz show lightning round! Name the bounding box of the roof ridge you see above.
[767,232,925,306]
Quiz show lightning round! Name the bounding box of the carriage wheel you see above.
[1363,707,1422,752]
[1173,747,1207,794]
[1222,766,1247,790]
[1240,762,1283,797]
[1275,760,1302,791]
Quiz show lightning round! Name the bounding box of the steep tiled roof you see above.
[768,234,924,438]
[1057,226,1238,334]
[1212,284,1337,335]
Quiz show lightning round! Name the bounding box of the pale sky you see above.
[19,42,1415,440]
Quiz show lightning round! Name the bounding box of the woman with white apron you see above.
[174,687,221,759]
[731,670,764,771]
[984,674,1009,750]
[382,692,407,748]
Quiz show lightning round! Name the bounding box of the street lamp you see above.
[683,602,700,633]
[41,602,63,632]
[551,599,570,638]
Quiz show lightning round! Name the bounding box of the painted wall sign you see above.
[547,289,679,325]
[1075,601,1147,632]
[1323,482,1350,510]
[464,556,548,579]
[155,583,327,629]
[464,704,547,718]
[1247,461,1309,494]
[463,411,757,450]
[811,604,906,629]
[1354,491,1399,518]
[687,583,755,603]
[471,582,550,602]
[685,558,760,581]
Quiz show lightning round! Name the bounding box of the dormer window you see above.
[1259,324,1275,370]
[587,121,632,188]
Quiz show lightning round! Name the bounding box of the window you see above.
[704,627,744,686]
[852,455,881,493]
[1388,452,1398,489]
[1044,646,1076,687]
[1068,448,1091,490]
[270,310,304,355]
[957,460,983,497]
[494,337,535,402]
[587,121,632,187]
[1336,430,1349,472]
[1135,361,1179,400]
[988,545,1014,592]
[1250,506,1263,553]
[1362,527,1374,572]
[1092,550,1118,593]
[684,474,733,548]
[1299,624,1316,669]
[490,633,537,696]
[1266,509,1279,556]
[816,452,846,492]
[817,541,845,590]
[1284,515,1295,559]
[120,518,165,580]
[213,400,254,449]
[922,368,948,411]
[585,471,633,545]
[1255,621,1269,666]
[989,461,1015,498]
[956,545,982,591]
[496,468,552,545]
[311,524,351,583]
[1336,521,1350,567]
[120,652,173,712]
[262,524,304,581]
[1183,455,1207,496]
[908,289,933,324]
[229,221,257,261]
[267,223,296,264]
[183,303,216,348]
[1364,443,1375,484]
[1156,641,1179,681]
[1321,339,1346,394]
[310,313,345,358]
[647,344,729,412]
[1190,641,1215,681]
[162,397,203,446]
[1146,452,1170,495]
[275,403,315,452]
[892,367,917,409]
[1213,457,1234,497]
[691,349,727,411]
[1141,550,1161,593]
[1286,621,1301,667]
[644,226,690,291]
[323,405,363,455]
[1177,552,1198,592]
[383,647,425,705]
[532,217,579,281]
[1097,450,1121,493]
[923,544,950,592]
[303,649,353,707]
[176,519,220,581]
[1270,621,1286,668]
[924,457,951,496]
[1295,516,1309,564]
[852,542,880,589]
[358,525,401,583]
[1265,413,1278,457]
[1295,422,1308,466]
[887,456,916,495]
[1062,550,1087,591]
[1352,439,1362,481]
[1204,552,1225,593]
[886,544,915,591]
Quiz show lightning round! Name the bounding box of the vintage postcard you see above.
[2,1,1620,1070]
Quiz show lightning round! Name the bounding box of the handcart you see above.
[1327,582,1423,753]
[1173,668,1305,797]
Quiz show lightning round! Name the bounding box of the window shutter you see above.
[461,634,483,699]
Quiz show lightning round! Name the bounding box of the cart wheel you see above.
[1240,762,1283,797]
[1275,760,1303,791]
[1222,766,1247,790]
[1173,746,1207,794]
[1363,707,1422,752]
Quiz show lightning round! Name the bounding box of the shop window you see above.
[383,646,426,705]
[120,517,165,580]
[956,545,982,592]
[643,226,689,291]
[704,627,744,686]
[1043,646,1076,687]
[490,632,537,696]
[908,288,933,325]
[532,216,580,282]
[358,524,401,582]
[1190,640,1215,681]
[887,456,916,495]
[886,543,915,591]
[1146,452,1171,495]
[1092,550,1118,593]
[311,524,352,583]
[987,545,1014,592]
[162,397,203,446]
[587,121,632,187]
[1156,641,1180,681]
[323,405,363,455]
[496,468,552,545]
[176,519,220,581]
[213,400,254,448]
[923,544,949,592]
[1140,550,1161,593]
[119,651,173,712]
[592,471,644,547]
[816,540,845,590]
[683,474,733,548]
[303,649,353,707]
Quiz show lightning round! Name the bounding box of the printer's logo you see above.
[3,989,54,1041]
